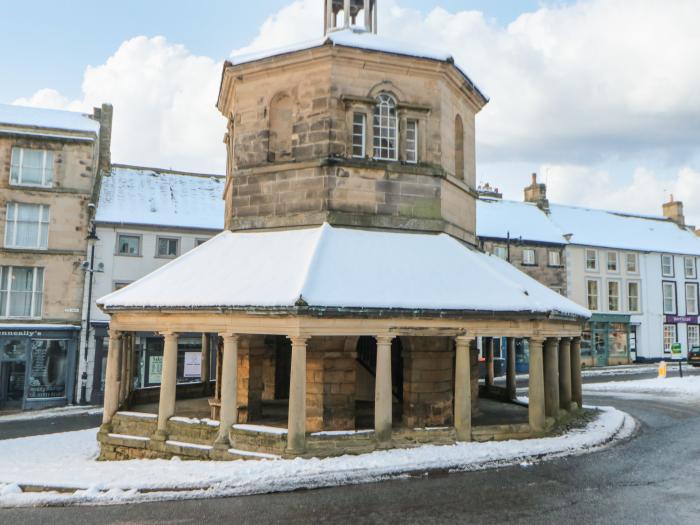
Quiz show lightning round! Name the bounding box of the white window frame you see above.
[663,281,677,315]
[585,249,598,272]
[625,253,638,274]
[156,236,180,259]
[607,279,621,312]
[0,266,44,319]
[627,281,641,313]
[688,324,700,350]
[586,278,600,311]
[548,250,562,267]
[373,93,398,161]
[686,282,699,316]
[116,233,142,257]
[10,147,54,187]
[405,119,418,164]
[606,251,619,273]
[661,254,674,277]
[684,257,697,279]
[351,112,366,159]
[4,202,50,250]
[522,248,536,266]
[663,324,677,353]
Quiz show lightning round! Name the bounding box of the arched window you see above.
[455,114,465,180]
[269,94,293,161]
[373,93,398,161]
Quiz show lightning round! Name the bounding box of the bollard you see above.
[658,360,667,378]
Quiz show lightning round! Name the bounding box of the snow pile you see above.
[477,199,567,245]
[0,103,100,133]
[0,407,633,508]
[584,375,700,397]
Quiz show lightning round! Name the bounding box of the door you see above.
[0,362,26,409]
[594,329,608,367]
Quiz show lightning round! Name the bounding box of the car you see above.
[689,345,700,367]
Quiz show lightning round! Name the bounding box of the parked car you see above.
[689,345,700,367]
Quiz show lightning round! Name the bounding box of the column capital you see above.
[159,331,179,339]
[528,336,546,346]
[287,335,310,347]
[219,333,240,343]
[108,329,122,340]
[455,335,476,347]
[559,337,572,344]
[375,334,394,346]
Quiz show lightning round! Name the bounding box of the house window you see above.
[607,251,618,272]
[10,148,54,187]
[607,280,620,312]
[373,93,398,161]
[663,281,677,314]
[586,249,598,271]
[522,248,536,266]
[156,237,179,258]
[195,238,209,247]
[684,257,697,279]
[113,281,132,291]
[586,279,599,311]
[493,246,507,260]
[663,324,677,353]
[406,119,418,164]
[625,253,638,274]
[352,112,366,158]
[4,203,49,249]
[661,255,674,277]
[627,281,641,312]
[0,266,44,318]
[688,325,700,350]
[686,282,699,315]
[548,250,562,267]
[117,234,141,256]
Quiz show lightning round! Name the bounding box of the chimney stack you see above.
[524,172,549,212]
[663,194,685,227]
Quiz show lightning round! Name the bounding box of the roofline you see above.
[0,124,97,139]
[94,220,223,233]
[111,163,225,179]
[478,235,566,247]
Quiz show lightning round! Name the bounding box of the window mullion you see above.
[30,267,38,318]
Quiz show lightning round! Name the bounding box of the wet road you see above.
[3,387,700,524]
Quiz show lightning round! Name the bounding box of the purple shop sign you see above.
[665,315,699,324]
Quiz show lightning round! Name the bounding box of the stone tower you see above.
[217,0,488,244]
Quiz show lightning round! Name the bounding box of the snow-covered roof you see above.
[231,29,488,101]
[477,199,566,245]
[0,103,100,134]
[98,223,589,318]
[95,165,225,231]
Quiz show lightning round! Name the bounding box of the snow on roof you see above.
[98,223,589,318]
[95,165,225,231]
[231,29,488,101]
[477,199,566,245]
[0,103,100,134]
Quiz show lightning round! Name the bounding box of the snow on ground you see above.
[0,407,634,508]
[584,375,700,398]
[0,405,102,423]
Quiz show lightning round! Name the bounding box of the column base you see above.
[151,429,168,442]
[455,428,472,442]
[214,434,231,450]
[284,447,306,456]
[99,423,113,434]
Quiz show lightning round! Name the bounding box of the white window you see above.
[0,266,44,318]
[373,93,398,161]
[156,237,179,258]
[607,280,620,312]
[607,251,618,272]
[627,281,641,312]
[4,203,49,249]
[406,119,418,164]
[493,246,507,260]
[522,248,536,265]
[663,282,677,314]
[684,257,697,279]
[586,279,600,311]
[686,282,699,315]
[351,112,366,158]
[10,148,54,187]
[548,250,561,267]
[662,254,674,277]
[663,324,677,353]
[625,253,638,274]
[117,234,141,256]
[688,325,700,350]
[586,249,598,271]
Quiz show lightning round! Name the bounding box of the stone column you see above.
[201,333,211,396]
[286,336,309,454]
[454,336,473,442]
[571,337,583,409]
[216,334,239,447]
[544,338,560,419]
[528,337,546,432]
[558,338,573,411]
[506,337,517,401]
[153,332,179,441]
[375,335,394,445]
[118,334,128,404]
[484,337,494,387]
[100,330,122,430]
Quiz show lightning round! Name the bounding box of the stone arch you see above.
[268,92,294,161]
[367,80,405,102]
[455,114,465,180]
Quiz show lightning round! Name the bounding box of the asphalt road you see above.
[0,413,102,440]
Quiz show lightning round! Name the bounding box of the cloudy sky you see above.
[4,0,700,225]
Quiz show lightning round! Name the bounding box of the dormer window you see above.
[373,93,398,161]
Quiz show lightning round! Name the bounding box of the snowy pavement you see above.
[584,375,700,398]
[0,406,634,508]
[0,405,102,423]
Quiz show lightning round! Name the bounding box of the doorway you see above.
[0,361,26,410]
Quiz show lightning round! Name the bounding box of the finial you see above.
[324,0,377,35]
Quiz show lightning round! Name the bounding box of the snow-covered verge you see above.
[0,405,102,423]
[584,375,700,398]
[0,407,634,508]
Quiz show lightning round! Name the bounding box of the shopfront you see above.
[581,314,631,367]
[0,325,79,411]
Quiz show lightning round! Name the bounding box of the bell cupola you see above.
[324,0,377,34]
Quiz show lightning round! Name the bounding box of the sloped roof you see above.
[95,165,225,231]
[98,223,589,319]
[0,103,99,134]
[477,199,566,245]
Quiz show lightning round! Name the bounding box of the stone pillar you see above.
[216,334,239,447]
[454,336,473,442]
[558,338,573,411]
[118,335,127,404]
[544,338,560,419]
[571,337,583,409]
[484,337,494,387]
[154,332,179,440]
[286,336,309,454]
[201,333,211,396]
[528,337,546,432]
[375,335,394,444]
[506,337,517,401]
[100,330,122,430]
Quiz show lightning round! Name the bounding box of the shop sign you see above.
[0,330,39,337]
[149,355,163,383]
[183,352,201,378]
[665,315,699,324]
[671,342,683,359]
